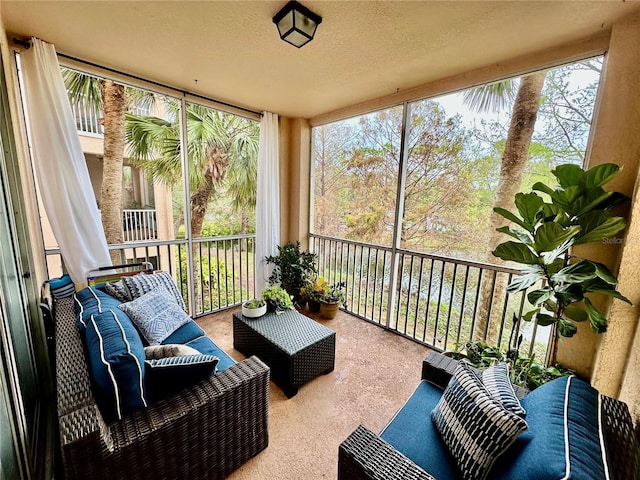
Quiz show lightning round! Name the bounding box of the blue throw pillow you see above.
[145,354,219,401]
[431,362,528,480]
[122,271,186,312]
[104,280,131,302]
[74,286,124,334]
[118,287,191,345]
[48,274,75,299]
[84,309,147,422]
[490,376,609,479]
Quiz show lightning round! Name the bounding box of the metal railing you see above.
[122,209,157,242]
[44,234,256,318]
[310,234,549,359]
[71,96,103,136]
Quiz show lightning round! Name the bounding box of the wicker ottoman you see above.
[233,310,336,397]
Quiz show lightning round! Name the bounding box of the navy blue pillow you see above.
[74,286,124,334]
[84,308,147,422]
[145,354,219,401]
[490,376,609,479]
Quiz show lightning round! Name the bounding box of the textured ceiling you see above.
[3,1,640,119]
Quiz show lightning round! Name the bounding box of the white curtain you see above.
[254,112,280,294]
[21,38,111,283]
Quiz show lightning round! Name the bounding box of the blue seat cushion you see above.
[74,286,124,334]
[185,335,236,372]
[490,376,609,480]
[163,320,206,345]
[84,308,147,422]
[381,380,458,480]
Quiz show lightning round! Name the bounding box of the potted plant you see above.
[301,276,329,313]
[241,298,267,318]
[261,285,295,314]
[265,241,317,306]
[492,163,631,357]
[319,282,346,320]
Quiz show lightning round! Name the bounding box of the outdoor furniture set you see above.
[50,269,270,480]
[339,351,640,480]
[50,265,639,480]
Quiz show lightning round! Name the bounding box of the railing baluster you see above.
[443,263,458,351]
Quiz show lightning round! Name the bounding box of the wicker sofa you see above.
[53,293,270,480]
[339,352,640,480]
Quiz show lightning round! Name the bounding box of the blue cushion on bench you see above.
[74,286,125,333]
[163,320,206,344]
[84,308,147,422]
[380,380,457,480]
[489,376,609,480]
[185,335,236,371]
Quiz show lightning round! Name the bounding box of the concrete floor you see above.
[196,307,433,480]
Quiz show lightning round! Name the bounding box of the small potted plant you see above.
[319,282,346,320]
[261,285,295,315]
[241,298,267,318]
[301,276,329,313]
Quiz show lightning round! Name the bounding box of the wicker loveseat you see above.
[53,293,270,480]
[339,352,640,480]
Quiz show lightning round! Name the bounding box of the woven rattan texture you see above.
[601,395,640,480]
[233,311,335,397]
[54,293,270,480]
[338,425,436,480]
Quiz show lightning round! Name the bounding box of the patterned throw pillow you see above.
[104,280,131,302]
[144,344,201,360]
[482,362,526,418]
[48,274,75,299]
[145,354,219,401]
[431,362,528,480]
[122,271,187,312]
[118,287,191,345]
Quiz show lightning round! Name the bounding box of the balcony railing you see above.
[122,209,157,242]
[44,234,256,317]
[71,97,103,136]
[44,231,548,359]
[310,234,549,360]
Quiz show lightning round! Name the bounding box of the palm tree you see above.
[124,101,259,239]
[463,72,547,342]
[125,102,259,310]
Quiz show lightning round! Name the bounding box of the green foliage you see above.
[493,163,631,337]
[261,285,294,314]
[455,340,574,390]
[265,242,317,300]
[243,298,265,309]
[320,281,347,306]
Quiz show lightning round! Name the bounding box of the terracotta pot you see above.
[308,299,321,313]
[319,301,339,319]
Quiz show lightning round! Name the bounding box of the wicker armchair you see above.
[54,295,270,480]
[339,352,640,480]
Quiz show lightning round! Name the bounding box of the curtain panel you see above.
[20,38,111,283]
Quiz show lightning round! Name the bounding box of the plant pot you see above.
[319,301,339,319]
[308,299,321,313]
[242,301,267,318]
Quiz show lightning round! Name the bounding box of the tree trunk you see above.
[189,150,228,312]
[100,80,126,265]
[474,72,546,343]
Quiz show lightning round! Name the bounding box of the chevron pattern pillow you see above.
[431,362,528,480]
[482,362,526,418]
[118,287,191,345]
[122,271,186,312]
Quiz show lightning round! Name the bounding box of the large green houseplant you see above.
[265,241,317,304]
[492,163,631,340]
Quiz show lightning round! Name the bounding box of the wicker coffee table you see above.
[232,309,336,398]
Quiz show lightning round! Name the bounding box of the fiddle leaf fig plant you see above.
[492,163,631,338]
